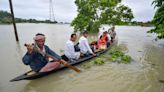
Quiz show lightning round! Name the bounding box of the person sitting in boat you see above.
[106,31,112,47]
[22,33,62,75]
[79,31,96,57]
[64,33,80,61]
[109,26,116,43]
[97,31,109,50]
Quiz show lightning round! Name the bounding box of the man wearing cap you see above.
[78,31,96,57]
[22,33,61,75]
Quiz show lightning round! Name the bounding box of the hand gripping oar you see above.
[24,44,81,73]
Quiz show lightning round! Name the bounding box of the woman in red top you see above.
[97,31,108,50]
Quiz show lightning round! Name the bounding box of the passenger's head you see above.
[102,31,107,37]
[103,31,107,34]
[33,33,46,48]
[112,26,115,32]
[83,31,88,38]
[70,33,77,42]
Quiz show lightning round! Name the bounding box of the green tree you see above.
[0,10,12,24]
[71,0,134,32]
[149,0,164,38]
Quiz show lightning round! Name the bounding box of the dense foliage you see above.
[0,11,12,24]
[0,10,57,24]
[71,0,134,32]
[148,0,164,38]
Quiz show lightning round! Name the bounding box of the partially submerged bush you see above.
[93,58,105,65]
[109,49,131,64]
[110,50,124,57]
[122,55,131,64]
[81,45,132,70]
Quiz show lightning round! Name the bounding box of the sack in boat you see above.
[39,61,60,72]
[74,43,80,52]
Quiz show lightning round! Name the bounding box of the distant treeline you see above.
[0,10,58,24]
[0,10,152,26]
[118,21,153,27]
[129,21,153,27]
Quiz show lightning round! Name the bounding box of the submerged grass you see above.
[109,45,132,64]
[81,44,132,69]
[81,58,105,69]
[92,58,105,65]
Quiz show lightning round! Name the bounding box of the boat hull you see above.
[10,47,111,82]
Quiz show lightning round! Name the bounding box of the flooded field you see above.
[0,24,163,92]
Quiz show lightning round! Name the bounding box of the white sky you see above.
[0,0,156,22]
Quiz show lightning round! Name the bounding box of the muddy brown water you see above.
[0,24,163,92]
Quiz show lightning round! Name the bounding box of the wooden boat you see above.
[10,45,112,82]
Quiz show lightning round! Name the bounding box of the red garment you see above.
[96,39,101,49]
[97,32,108,49]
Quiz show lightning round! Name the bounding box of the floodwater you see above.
[0,23,164,92]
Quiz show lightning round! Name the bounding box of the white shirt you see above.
[64,40,80,60]
[79,36,93,54]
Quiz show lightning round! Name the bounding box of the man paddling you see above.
[23,33,80,75]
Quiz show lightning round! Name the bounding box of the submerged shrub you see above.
[109,49,132,64]
[122,55,131,64]
[93,58,105,65]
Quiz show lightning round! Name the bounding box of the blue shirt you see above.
[22,45,61,71]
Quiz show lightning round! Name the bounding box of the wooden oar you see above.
[43,53,81,73]
[24,44,81,73]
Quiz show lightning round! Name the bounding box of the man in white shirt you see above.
[79,31,96,57]
[64,34,80,60]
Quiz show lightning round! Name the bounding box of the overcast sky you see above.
[0,0,155,22]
